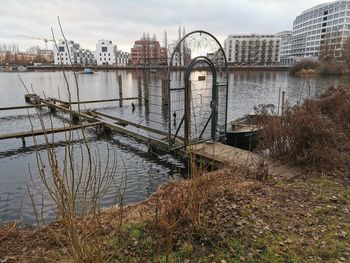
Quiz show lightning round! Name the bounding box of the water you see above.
[0,70,348,225]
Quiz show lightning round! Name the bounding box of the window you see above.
[58,47,65,52]
[102,47,107,52]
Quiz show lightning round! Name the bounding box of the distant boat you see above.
[82,68,94,74]
[17,66,27,72]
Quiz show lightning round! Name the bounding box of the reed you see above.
[20,17,127,263]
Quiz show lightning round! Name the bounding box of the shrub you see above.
[290,59,319,76]
[319,62,348,75]
[257,85,350,174]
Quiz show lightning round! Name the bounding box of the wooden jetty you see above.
[0,92,147,147]
[0,94,302,181]
[189,142,303,180]
[33,95,173,151]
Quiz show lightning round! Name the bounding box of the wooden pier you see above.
[189,142,303,180]
[0,94,302,181]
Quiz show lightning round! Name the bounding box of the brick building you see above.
[130,35,167,65]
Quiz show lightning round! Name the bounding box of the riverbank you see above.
[1,164,350,262]
[21,65,290,72]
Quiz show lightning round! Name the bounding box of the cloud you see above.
[0,0,328,52]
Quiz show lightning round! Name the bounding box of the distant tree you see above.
[342,38,350,65]
[4,51,11,63]
[319,33,335,63]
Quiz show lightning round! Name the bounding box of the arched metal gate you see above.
[167,30,228,151]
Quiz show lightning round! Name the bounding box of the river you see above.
[0,70,348,225]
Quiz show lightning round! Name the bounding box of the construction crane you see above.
[15,34,54,49]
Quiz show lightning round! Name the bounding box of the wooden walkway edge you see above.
[0,122,102,141]
[190,142,304,181]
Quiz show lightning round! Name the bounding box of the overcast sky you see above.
[0,0,329,52]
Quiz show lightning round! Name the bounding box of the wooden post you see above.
[161,78,168,106]
[281,91,285,116]
[277,86,281,116]
[143,73,150,121]
[118,75,123,107]
[72,114,80,124]
[138,76,142,105]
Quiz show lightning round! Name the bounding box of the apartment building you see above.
[76,49,94,65]
[116,51,129,66]
[224,34,281,65]
[53,40,94,66]
[291,0,350,59]
[130,35,167,66]
[95,40,117,66]
[277,31,294,65]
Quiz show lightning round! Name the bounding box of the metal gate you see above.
[167,31,228,151]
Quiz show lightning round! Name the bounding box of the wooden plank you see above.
[0,105,44,111]
[38,98,98,122]
[189,142,260,165]
[53,97,140,105]
[92,110,184,141]
[97,117,168,150]
[0,122,101,140]
[190,142,303,180]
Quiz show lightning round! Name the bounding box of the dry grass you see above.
[1,162,350,262]
[257,85,350,175]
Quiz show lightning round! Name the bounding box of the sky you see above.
[0,0,330,52]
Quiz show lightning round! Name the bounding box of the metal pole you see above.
[211,72,218,142]
[118,75,123,107]
[184,80,191,149]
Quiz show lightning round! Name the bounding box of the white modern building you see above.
[76,49,95,66]
[116,50,129,66]
[95,40,117,66]
[224,34,281,65]
[54,40,79,65]
[277,31,294,65]
[95,39,129,66]
[291,0,350,59]
[53,40,94,66]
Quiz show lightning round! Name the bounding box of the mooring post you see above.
[138,76,142,105]
[72,114,80,124]
[143,74,149,104]
[48,99,56,113]
[281,91,285,116]
[161,78,169,106]
[118,75,123,107]
[24,94,31,103]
